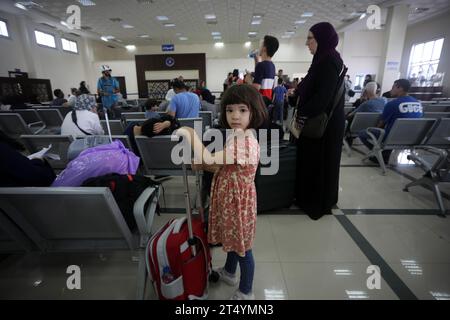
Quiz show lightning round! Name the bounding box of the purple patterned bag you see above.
[52,140,140,187]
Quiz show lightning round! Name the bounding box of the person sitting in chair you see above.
[358,79,423,164]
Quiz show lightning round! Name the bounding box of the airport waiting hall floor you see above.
[0,143,449,300]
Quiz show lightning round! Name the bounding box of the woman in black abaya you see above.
[294,22,345,220]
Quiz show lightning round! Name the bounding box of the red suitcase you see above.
[146,165,212,300]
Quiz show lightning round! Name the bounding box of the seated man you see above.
[345,82,386,146]
[124,114,179,157]
[62,88,79,108]
[358,79,423,164]
[143,99,161,119]
[167,79,200,119]
[52,89,68,106]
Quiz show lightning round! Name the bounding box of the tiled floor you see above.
[0,145,449,300]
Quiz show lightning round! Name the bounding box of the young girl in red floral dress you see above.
[177,84,267,300]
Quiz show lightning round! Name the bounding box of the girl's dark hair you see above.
[219,84,268,129]
[0,129,25,151]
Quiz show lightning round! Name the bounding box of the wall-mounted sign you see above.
[162,44,175,52]
[165,57,175,67]
[386,61,400,71]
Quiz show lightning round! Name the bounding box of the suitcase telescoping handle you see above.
[181,162,197,257]
[103,108,113,143]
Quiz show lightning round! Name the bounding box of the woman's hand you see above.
[153,121,170,134]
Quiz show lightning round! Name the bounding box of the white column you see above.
[379,4,410,93]
[16,15,37,78]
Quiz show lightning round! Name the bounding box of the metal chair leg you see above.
[432,183,447,218]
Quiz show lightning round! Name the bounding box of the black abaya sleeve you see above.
[298,59,341,118]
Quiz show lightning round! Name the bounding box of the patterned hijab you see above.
[74,94,97,111]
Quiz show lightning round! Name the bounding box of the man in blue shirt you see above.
[345,82,386,146]
[167,79,200,119]
[272,78,287,125]
[358,79,423,164]
[97,65,120,119]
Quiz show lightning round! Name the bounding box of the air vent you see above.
[136,0,154,4]
[109,18,122,22]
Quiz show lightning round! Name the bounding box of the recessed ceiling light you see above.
[122,24,134,29]
[251,20,262,25]
[179,37,188,40]
[125,45,136,51]
[14,3,27,10]
[244,41,251,48]
[77,0,96,6]
[211,32,221,36]
[248,32,258,35]
[295,20,306,24]
[138,34,150,38]
[253,14,263,19]
[164,23,176,27]
[285,31,295,35]
[205,14,216,20]
[213,36,221,40]
[101,35,115,41]
[214,42,224,48]
[156,16,169,21]
[281,35,291,39]
[301,12,314,17]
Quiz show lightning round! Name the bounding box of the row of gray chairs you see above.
[343,112,450,157]
[19,135,132,170]
[0,109,64,138]
[121,111,214,131]
[362,118,450,175]
[422,104,450,112]
[0,183,159,298]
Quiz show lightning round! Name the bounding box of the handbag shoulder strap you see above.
[325,64,347,119]
[71,109,92,136]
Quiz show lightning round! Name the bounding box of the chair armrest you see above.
[409,146,448,173]
[365,127,385,148]
[28,121,46,134]
[133,186,160,236]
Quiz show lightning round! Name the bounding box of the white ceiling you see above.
[4,0,450,46]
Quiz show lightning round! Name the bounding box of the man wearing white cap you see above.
[97,65,120,118]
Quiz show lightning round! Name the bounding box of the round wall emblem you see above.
[165,57,175,67]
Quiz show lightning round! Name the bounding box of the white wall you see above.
[0,12,32,77]
[3,6,448,99]
[340,30,385,87]
[88,39,314,92]
[0,10,92,99]
[401,11,450,96]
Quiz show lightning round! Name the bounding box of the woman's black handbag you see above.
[290,65,347,139]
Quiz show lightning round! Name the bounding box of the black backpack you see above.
[82,173,160,231]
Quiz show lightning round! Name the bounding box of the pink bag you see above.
[52,140,140,187]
